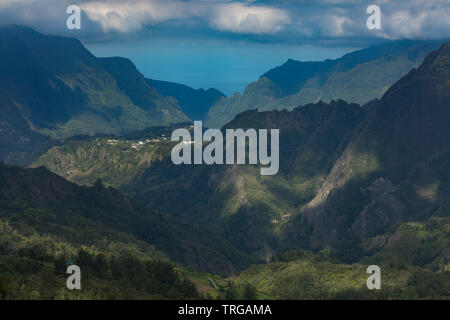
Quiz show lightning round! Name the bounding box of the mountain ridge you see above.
[0,163,252,274]
[288,42,450,249]
[19,41,450,298]
[205,40,443,128]
[147,79,226,121]
[0,25,189,143]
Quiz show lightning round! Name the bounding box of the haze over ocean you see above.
[86,39,359,96]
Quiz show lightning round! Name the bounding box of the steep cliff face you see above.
[205,40,442,128]
[120,100,367,256]
[289,43,450,248]
[0,90,47,161]
[0,25,188,143]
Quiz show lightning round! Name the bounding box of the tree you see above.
[225,282,237,300]
[243,283,257,300]
[0,276,8,299]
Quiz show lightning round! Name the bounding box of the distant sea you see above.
[86,38,360,96]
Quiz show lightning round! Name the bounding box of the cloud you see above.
[308,10,356,38]
[80,0,290,35]
[379,1,450,40]
[0,0,69,32]
[80,0,190,33]
[281,0,450,41]
[208,2,291,34]
[0,0,448,44]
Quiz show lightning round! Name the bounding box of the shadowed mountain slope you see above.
[0,25,188,142]
[0,163,251,275]
[147,79,225,121]
[287,43,450,249]
[205,40,442,128]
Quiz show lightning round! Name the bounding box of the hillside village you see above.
[104,135,170,151]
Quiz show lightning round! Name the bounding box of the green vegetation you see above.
[0,90,48,162]
[364,218,450,271]
[288,43,450,251]
[0,25,188,146]
[121,100,367,256]
[232,250,450,299]
[0,164,251,276]
[0,241,199,300]
[0,175,202,299]
[205,40,441,128]
[2,26,450,300]
[32,136,173,188]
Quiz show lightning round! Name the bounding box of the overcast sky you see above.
[1,0,449,94]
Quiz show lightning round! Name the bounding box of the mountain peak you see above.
[300,42,450,248]
[382,41,450,102]
[0,24,38,34]
[419,42,450,77]
[0,25,188,142]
